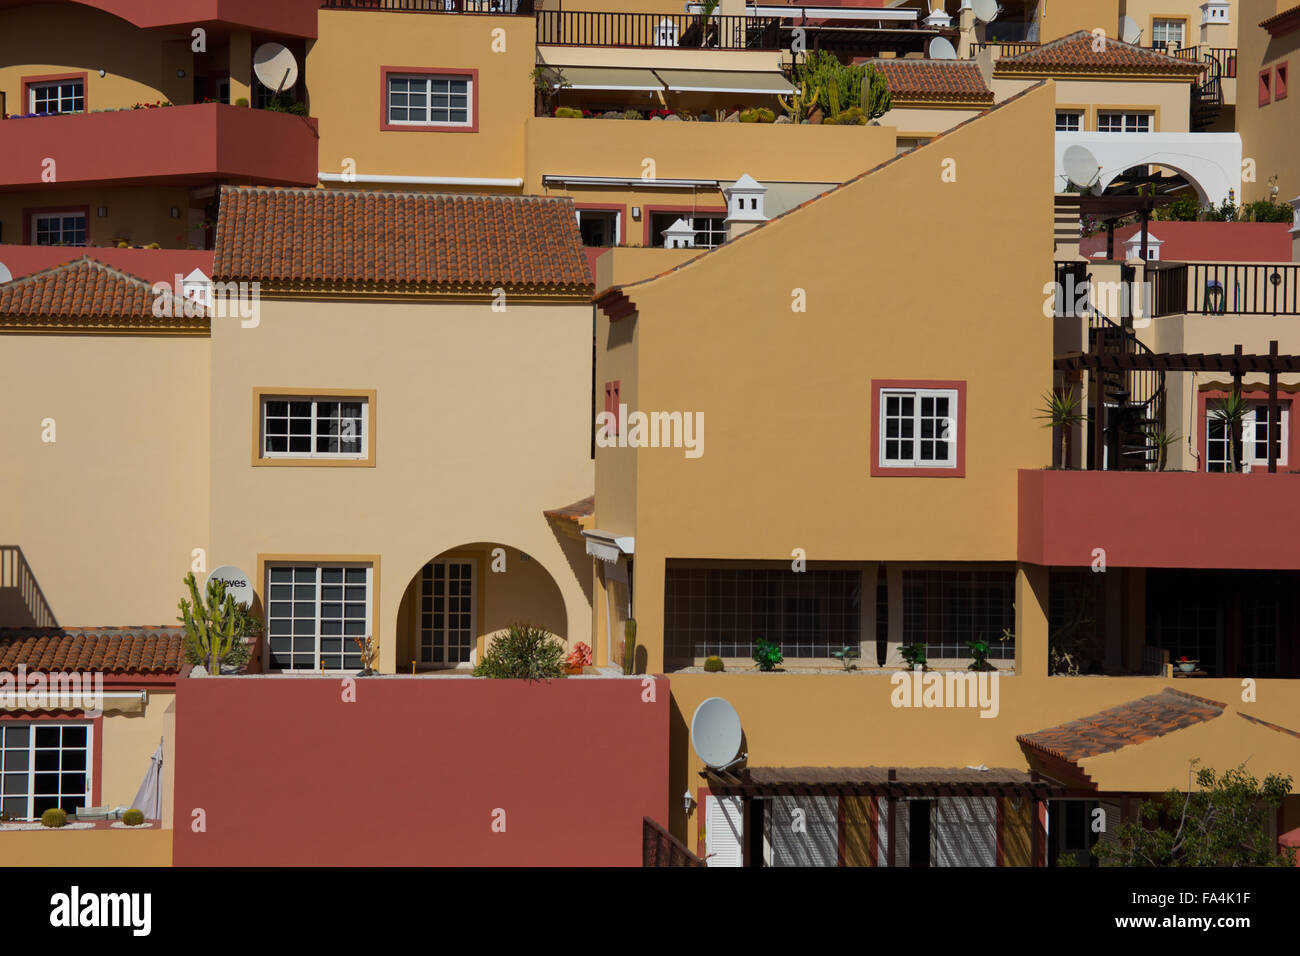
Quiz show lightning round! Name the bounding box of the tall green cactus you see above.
[861,63,892,120]
[178,572,249,674]
[622,618,638,676]
[777,80,819,121]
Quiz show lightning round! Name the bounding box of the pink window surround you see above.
[19,72,89,115]
[1197,387,1299,473]
[22,205,90,245]
[642,205,726,247]
[1259,68,1272,106]
[379,66,478,133]
[574,203,627,246]
[1276,62,1289,101]
[0,713,102,808]
[869,378,967,478]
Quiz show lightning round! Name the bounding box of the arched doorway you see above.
[394,541,570,671]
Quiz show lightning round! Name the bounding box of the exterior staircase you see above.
[1087,311,1167,470]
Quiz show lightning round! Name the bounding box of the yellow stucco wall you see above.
[310,9,536,184]
[0,334,210,627]
[1237,0,1300,203]
[101,691,174,810]
[1037,0,1121,40]
[207,296,595,674]
[993,75,1192,131]
[0,827,171,866]
[0,5,190,115]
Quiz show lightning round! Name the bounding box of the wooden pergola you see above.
[1056,192,1176,262]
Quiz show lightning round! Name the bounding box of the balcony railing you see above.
[968,40,1039,58]
[1151,262,1300,317]
[0,546,57,629]
[536,10,782,50]
[1173,45,1237,78]
[320,0,533,12]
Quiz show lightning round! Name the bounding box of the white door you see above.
[766,796,839,867]
[419,559,476,665]
[704,795,743,867]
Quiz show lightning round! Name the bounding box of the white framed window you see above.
[1206,403,1290,471]
[879,388,958,468]
[261,396,367,460]
[649,212,726,249]
[266,564,372,671]
[1097,111,1152,133]
[0,722,91,821]
[31,212,87,246]
[1055,110,1082,131]
[1151,18,1185,50]
[419,559,476,665]
[386,73,472,127]
[576,209,621,248]
[29,79,84,115]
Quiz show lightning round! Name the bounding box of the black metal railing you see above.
[321,0,533,13]
[643,817,705,867]
[1087,308,1167,471]
[1148,261,1189,317]
[1186,263,1300,316]
[536,10,782,50]
[1175,45,1237,77]
[0,546,58,628]
[968,40,1039,58]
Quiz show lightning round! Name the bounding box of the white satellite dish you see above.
[972,0,999,24]
[253,43,299,93]
[928,37,957,60]
[1119,15,1142,45]
[1063,144,1103,194]
[205,565,254,608]
[690,697,743,769]
[0,262,11,284]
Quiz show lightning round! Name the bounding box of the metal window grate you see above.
[902,570,1015,659]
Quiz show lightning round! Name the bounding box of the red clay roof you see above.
[0,246,213,285]
[997,30,1206,76]
[861,58,994,103]
[1261,3,1300,35]
[543,495,595,525]
[1017,688,1225,763]
[0,256,190,323]
[0,627,185,675]
[213,186,595,295]
[1079,221,1294,262]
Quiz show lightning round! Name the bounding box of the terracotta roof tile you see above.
[0,256,191,324]
[1017,688,1225,764]
[1261,3,1300,34]
[997,30,1206,76]
[213,186,594,295]
[1238,712,1300,739]
[0,627,185,675]
[862,58,994,103]
[543,495,595,524]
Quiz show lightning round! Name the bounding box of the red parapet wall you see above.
[0,0,321,37]
[172,676,669,866]
[1018,469,1300,569]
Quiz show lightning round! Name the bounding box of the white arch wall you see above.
[1055,132,1243,206]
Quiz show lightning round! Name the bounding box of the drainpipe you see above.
[1188,371,1201,470]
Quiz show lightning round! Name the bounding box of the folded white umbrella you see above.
[130,742,163,820]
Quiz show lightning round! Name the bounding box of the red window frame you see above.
[870,379,967,478]
[22,205,91,245]
[574,203,627,247]
[1196,387,1298,472]
[379,66,478,133]
[20,72,89,114]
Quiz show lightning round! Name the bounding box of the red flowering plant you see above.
[565,642,593,669]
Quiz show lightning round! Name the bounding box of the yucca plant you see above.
[473,623,565,680]
[1145,428,1180,471]
[1210,391,1250,472]
[1035,388,1089,469]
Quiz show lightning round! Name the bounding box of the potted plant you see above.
[1036,387,1089,468]
[967,640,995,671]
[564,641,593,675]
[1177,655,1199,674]
[752,638,783,672]
[900,642,927,671]
[831,645,860,671]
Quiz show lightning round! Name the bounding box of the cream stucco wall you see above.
[0,334,210,627]
[993,74,1192,131]
[101,690,174,810]
[207,297,595,673]
[1237,0,1300,203]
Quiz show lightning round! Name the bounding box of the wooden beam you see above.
[1269,340,1280,474]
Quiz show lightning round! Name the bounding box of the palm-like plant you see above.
[1210,391,1250,472]
[1036,388,1089,469]
[1145,428,1180,471]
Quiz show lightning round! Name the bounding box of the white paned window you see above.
[879,388,958,468]
[1151,18,1185,49]
[266,564,372,671]
[0,722,91,821]
[1206,402,1290,471]
[29,79,84,114]
[1055,110,1082,131]
[419,559,476,665]
[1097,111,1152,133]
[387,73,472,127]
[32,212,87,246]
[261,396,366,459]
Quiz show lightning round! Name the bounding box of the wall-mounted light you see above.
[631,206,642,220]
[682,790,695,815]
[97,207,108,218]
[98,69,106,78]
[170,207,181,219]
[176,69,186,79]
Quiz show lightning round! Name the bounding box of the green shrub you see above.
[234,97,250,107]
[554,107,583,118]
[122,809,145,827]
[752,639,783,672]
[1245,199,1294,222]
[703,655,725,672]
[473,623,566,680]
[623,109,642,120]
[41,808,67,828]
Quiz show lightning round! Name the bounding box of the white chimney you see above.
[723,173,768,240]
[662,217,696,249]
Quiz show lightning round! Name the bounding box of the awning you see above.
[582,528,635,563]
[654,68,795,94]
[555,66,664,92]
[706,766,1063,798]
[0,690,146,715]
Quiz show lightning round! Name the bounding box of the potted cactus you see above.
[177,572,254,675]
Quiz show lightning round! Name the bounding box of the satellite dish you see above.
[928,37,957,60]
[1119,15,1142,44]
[205,565,254,608]
[1063,144,1103,193]
[972,0,999,23]
[690,697,743,769]
[0,262,11,284]
[253,43,299,93]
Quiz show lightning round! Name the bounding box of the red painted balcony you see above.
[0,0,320,36]
[1018,469,1300,570]
[0,104,318,190]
